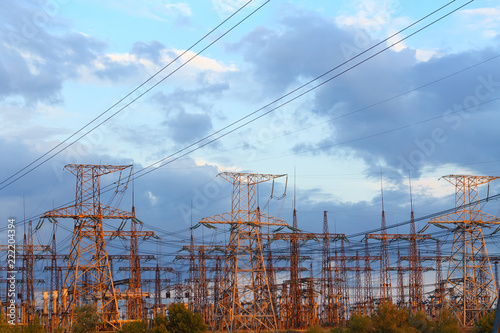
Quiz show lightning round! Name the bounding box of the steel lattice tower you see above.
[434,240,445,318]
[338,239,349,326]
[200,172,288,332]
[42,164,135,330]
[127,213,142,321]
[366,180,392,302]
[408,175,425,314]
[289,208,301,329]
[363,240,375,315]
[321,211,335,325]
[353,251,363,314]
[430,175,500,326]
[396,249,405,307]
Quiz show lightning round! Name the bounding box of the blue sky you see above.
[1,0,500,283]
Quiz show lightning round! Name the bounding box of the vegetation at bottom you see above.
[329,301,491,333]
[0,302,497,333]
[0,303,205,333]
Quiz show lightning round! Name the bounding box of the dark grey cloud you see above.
[0,135,227,249]
[152,83,228,144]
[231,8,500,177]
[228,10,354,94]
[164,108,213,144]
[0,1,106,104]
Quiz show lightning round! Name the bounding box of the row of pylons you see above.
[1,165,499,332]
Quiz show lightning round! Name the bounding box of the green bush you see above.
[346,313,374,333]
[408,311,431,332]
[475,310,495,333]
[119,320,149,333]
[306,326,323,333]
[430,308,463,333]
[152,303,205,333]
[71,305,101,333]
[372,302,410,333]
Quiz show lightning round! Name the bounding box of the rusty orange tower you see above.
[127,213,142,321]
[200,172,288,332]
[42,164,135,330]
[430,175,500,326]
[366,178,392,302]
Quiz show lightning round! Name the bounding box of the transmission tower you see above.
[127,211,143,321]
[367,177,392,302]
[363,240,375,315]
[41,164,135,330]
[200,172,288,332]
[366,186,392,302]
[321,211,335,325]
[289,208,301,329]
[429,175,500,326]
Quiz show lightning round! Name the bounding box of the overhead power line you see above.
[128,0,475,182]
[0,0,267,191]
[18,0,476,224]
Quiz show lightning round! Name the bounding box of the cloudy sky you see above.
[1,0,500,284]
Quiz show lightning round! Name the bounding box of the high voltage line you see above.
[1,0,472,195]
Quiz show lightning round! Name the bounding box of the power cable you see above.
[129,0,469,182]
[0,0,266,191]
[23,0,477,225]
[0,0,465,192]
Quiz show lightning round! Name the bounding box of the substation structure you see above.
[1,167,500,332]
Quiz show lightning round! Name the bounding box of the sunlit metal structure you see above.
[430,175,500,326]
[42,164,135,330]
[200,172,288,332]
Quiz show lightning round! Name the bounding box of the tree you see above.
[21,318,45,333]
[151,315,170,333]
[119,321,149,333]
[346,313,374,333]
[0,312,12,333]
[408,311,431,333]
[71,304,101,333]
[372,302,410,333]
[166,303,206,333]
[431,308,463,333]
[475,311,495,333]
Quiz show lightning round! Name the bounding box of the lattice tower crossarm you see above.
[429,175,500,327]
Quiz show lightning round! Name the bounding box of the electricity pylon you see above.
[42,164,135,330]
[200,172,288,332]
[430,175,500,326]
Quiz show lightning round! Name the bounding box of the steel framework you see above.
[41,164,135,330]
[200,172,288,332]
[430,175,500,326]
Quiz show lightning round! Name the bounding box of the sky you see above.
[1,0,500,291]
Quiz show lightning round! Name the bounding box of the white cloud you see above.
[211,0,251,16]
[415,49,440,62]
[147,191,158,205]
[335,0,403,32]
[78,48,237,85]
[164,3,192,17]
[460,7,500,38]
